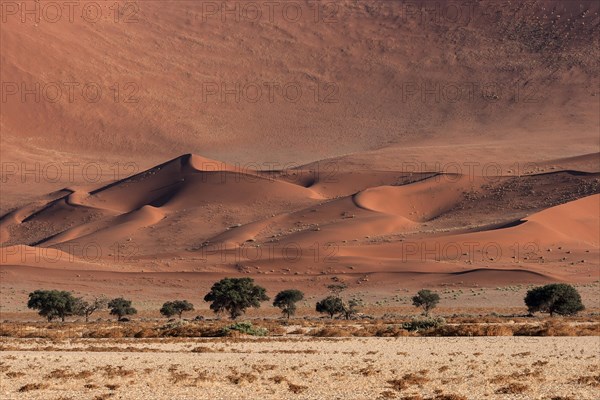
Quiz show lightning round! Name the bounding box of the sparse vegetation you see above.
[495,382,529,394]
[525,284,585,316]
[403,316,446,332]
[107,297,137,321]
[204,278,269,319]
[412,289,440,316]
[272,289,304,319]
[222,321,268,336]
[160,300,195,319]
[27,290,77,322]
[316,295,345,318]
[74,296,108,322]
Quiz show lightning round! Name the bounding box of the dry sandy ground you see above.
[1,337,599,399]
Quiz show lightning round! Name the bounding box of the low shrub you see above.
[403,317,446,332]
[222,322,268,337]
[310,327,354,337]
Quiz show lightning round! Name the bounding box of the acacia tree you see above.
[74,296,108,322]
[27,290,77,322]
[160,300,195,319]
[342,298,363,320]
[108,297,137,321]
[316,283,362,319]
[273,289,304,319]
[412,289,440,316]
[525,284,584,316]
[204,278,269,319]
[316,296,345,318]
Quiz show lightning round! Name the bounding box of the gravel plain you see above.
[1,336,599,399]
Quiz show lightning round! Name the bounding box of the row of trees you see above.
[27,279,585,322]
[27,291,136,322]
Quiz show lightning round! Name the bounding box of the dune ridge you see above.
[1,152,598,294]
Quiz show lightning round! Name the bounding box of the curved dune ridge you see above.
[353,174,482,222]
[0,153,598,290]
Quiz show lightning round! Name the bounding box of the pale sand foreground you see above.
[1,337,599,399]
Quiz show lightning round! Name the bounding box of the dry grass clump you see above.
[99,365,134,379]
[1,317,598,339]
[495,382,529,394]
[432,323,513,336]
[355,324,410,337]
[253,320,287,335]
[288,328,306,334]
[227,372,258,384]
[18,383,50,392]
[270,375,286,384]
[359,365,380,376]
[93,394,115,400]
[169,371,191,384]
[287,382,308,393]
[379,390,397,399]
[251,364,277,373]
[513,321,599,336]
[574,374,600,386]
[490,368,542,384]
[46,368,94,379]
[133,328,158,338]
[310,326,355,337]
[388,372,429,391]
[395,395,467,400]
[190,346,214,353]
[84,383,100,389]
[532,360,549,367]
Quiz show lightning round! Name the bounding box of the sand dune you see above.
[1,0,599,301]
[1,152,598,297]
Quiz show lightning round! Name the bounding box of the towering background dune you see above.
[1,0,599,211]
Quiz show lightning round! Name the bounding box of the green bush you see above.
[402,316,446,332]
[160,300,194,319]
[27,290,77,322]
[204,278,269,319]
[524,284,585,316]
[222,321,267,336]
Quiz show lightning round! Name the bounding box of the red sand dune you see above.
[1,153,598,297]
[1,1,599,302]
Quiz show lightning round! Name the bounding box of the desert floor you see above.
[1,336,599,400]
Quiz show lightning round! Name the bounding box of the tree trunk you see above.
[61,315,65,322]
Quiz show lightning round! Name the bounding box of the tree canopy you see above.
[27,290,77,322]
[204,278,269,319]
[524,284,584,316]
[74,296,108,322]
[273,289,304,319]
[315,295,345,318]
[108,297,137,320]
[160,300,195,319]
[412,289,440,316]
